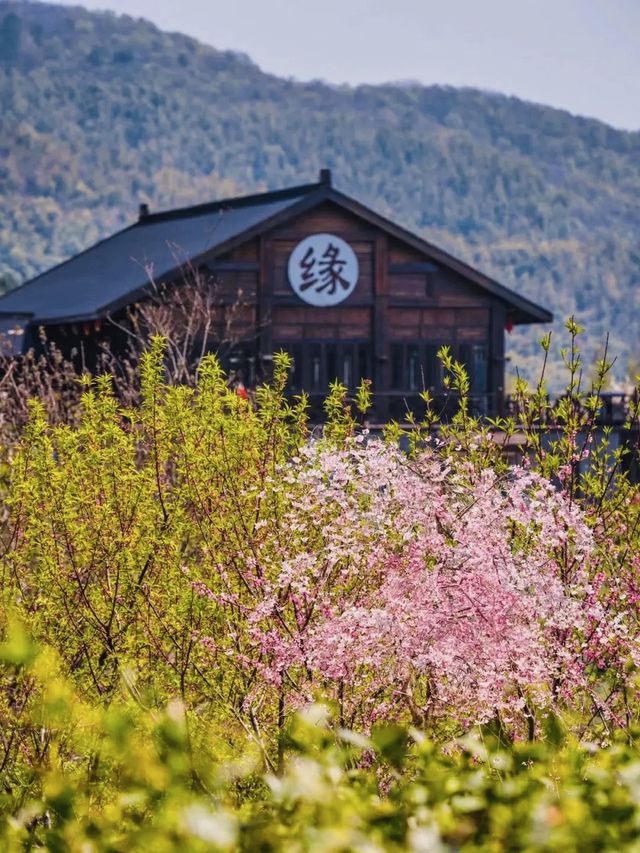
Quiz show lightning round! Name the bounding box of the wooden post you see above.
[373,233,389,422]
[258,235,274,382]
[490,303,506,417]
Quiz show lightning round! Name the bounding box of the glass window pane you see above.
[391,343,403,389]
[342,349,353,388]
[310,344,322,391]
[458,345,471,372]
[293,345,303,390]
[472,344,488,393]
[325,344,337,386]
[407,344,420,391]
[357,344,369,386]
[424,344,438,389]
[280,344,303,391]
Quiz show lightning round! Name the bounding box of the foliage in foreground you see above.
[3,629,640,852]
[0,327,640,847]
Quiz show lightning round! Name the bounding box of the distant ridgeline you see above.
[1,0,640,385]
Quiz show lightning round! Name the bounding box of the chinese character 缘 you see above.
[299,243,350,295]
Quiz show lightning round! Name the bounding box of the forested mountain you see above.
[1,0,639,385]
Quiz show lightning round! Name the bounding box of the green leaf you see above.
[371,724,409,769]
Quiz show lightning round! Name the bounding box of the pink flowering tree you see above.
[194,429,639,741]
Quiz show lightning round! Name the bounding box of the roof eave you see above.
[508,306,554,325]
[5,180,552,328]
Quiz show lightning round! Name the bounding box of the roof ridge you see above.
[137,181,321,225]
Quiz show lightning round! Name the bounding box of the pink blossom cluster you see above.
[196,438,639,732]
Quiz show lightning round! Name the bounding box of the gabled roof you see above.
[0,175,552,326]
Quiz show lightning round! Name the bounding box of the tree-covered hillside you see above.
[1,0,639,384]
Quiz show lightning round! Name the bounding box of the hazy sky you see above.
[52,0,640,130]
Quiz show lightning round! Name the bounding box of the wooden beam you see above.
[389,262,439,274]
[204,261,260,272]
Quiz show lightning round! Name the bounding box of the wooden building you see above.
[0,170,551,421]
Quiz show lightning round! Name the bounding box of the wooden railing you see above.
[505,392,639,428]
[303,390,639,428]
[304,391,499,424]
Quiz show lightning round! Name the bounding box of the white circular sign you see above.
[287,233,359,307]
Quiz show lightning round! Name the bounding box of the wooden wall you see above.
[202,200,506,416]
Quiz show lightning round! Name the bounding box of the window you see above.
[342,350,353,389]
[392,343,403,390]
[458,344,488,394]
[310,344,322,391]
[471,344,488,394]
[407,344,420,391]
[358,344,368,387]
[325,344,337,386]
[280,344,303,391]
[424,345,440,388]
[390,342,485,393]
[391,343,441,392]
[276,341,371,392]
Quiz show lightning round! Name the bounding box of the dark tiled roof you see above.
[0,177,552,327]
[0,183,318,323]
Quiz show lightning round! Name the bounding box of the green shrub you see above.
[3,629,640,851]
[0,327,639,848]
